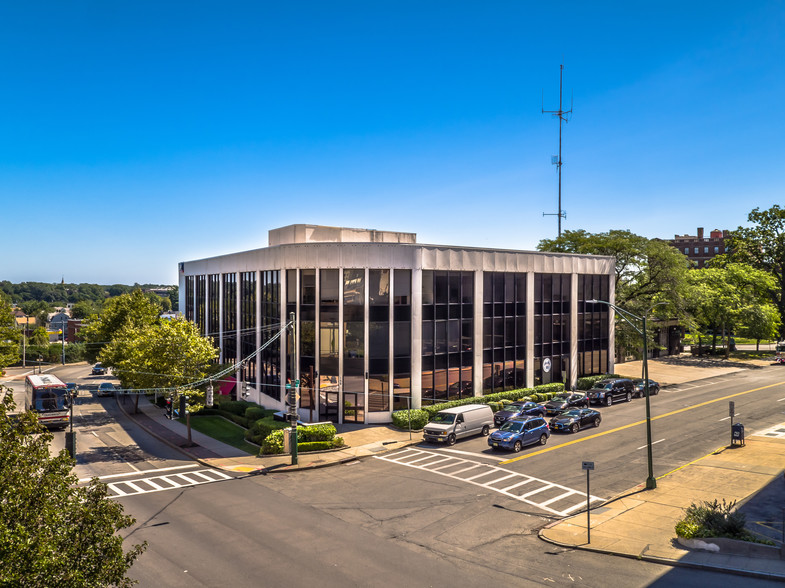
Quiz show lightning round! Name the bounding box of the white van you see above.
[423,404,494,446]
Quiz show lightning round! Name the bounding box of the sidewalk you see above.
[116,357,785,581]
[115,394,420,473]
[540,434,785,580]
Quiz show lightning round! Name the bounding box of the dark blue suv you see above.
[488,416,550,452]
[493,401,545,428]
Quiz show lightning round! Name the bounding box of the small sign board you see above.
[729,401,735,418]
[582,461,595,471]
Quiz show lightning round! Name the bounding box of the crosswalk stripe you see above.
[106,469,233,498]
[375,449,604,517]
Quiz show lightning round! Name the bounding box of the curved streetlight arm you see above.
[586,299,643,335]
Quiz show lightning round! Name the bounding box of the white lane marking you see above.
[81,463,200,484]
[637,438,666,451]
[376,449,604,517]
[719,414,740,421]
[436,447,506,461]
[778,398,785,402]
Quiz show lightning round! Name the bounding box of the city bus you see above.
[24,374,71,429]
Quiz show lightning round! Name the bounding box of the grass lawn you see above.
[179,415,259,455]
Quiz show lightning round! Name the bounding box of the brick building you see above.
[669,227,728,268]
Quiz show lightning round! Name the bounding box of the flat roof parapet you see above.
[269,224,417,246]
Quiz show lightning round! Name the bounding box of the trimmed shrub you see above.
[261,429,285,454]
[391,409,429,430]
[245,419,273,444]
[486,401,502,413]
[221,400,255,416]
[332,436,345,448]
[245,406,267,421]
[300,423,336,442]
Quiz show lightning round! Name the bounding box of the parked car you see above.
[96,382,117,397]
[587,378,634,406]
[549,408,601,433]
[423,404,494,446]
[493,400,545,427]
[91,363,107,375]
[632,378,660,397]
[541,392,589,415]
[487,416,550,452]
[65,382,78,398]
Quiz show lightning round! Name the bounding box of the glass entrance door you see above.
[320,391,339,423]
[342,392,365,423]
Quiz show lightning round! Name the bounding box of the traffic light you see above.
[165,397,173,419]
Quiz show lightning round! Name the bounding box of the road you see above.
[3,363,785,586]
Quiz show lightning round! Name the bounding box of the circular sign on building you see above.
[543,357,552,373]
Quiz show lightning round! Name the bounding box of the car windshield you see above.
[99,384,114,390]
[500,421,525,433]
[599,382,614,390]
[551,395,569,402]
[430,413,456,425]
[559,410,581,418]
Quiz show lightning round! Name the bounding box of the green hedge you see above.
[576,374,621,390]
[299,423,337,442]
[391,409,429,430]
[244,406,268,421]
[390,383,566,430]
[260,427,343,455]
[218,400,255,416]
[244,419,273,445]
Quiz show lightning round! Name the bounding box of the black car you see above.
[541,392,589,415]
[91,363,107,375]
[65,382,78,398]
[587,378,634,406]
[493,401,545,427]
[632,378,660,397]
[549,408,602,433]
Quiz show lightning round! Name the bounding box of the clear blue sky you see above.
[2,2,783,285]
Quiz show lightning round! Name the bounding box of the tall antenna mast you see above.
[542,63,572,237]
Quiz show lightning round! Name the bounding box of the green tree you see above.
[0,390,147,586]
[727,204,785,339]
[0,294,20,369]
[686,262,777,357]
[104,318,217,440]
[30,326,49,346]
[738,304,782,351]
[71,300,101,320]
[78,290,164,363]
[538,229,691,356]
[168,286,179,312]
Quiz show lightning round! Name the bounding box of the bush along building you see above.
[179,225,616,425]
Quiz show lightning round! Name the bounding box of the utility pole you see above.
[542,63,572,237]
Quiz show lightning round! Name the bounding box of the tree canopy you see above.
[0,294,20,369]
[538,229,692,354]
[686,262,778,356]
[78,290,165,363]
[105,317,218,392]
[726,204,785,339]
[0,391,146,586]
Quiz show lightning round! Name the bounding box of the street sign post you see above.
[582,461,595,543]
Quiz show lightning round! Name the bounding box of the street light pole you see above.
[588,299,657,490]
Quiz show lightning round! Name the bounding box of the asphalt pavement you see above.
[74,355,785,581]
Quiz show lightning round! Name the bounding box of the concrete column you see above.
[526,272,535,389]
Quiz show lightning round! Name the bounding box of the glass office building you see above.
[180,225,615,424]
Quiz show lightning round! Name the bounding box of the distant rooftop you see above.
[269,224,417,247]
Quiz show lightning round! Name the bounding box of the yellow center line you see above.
[499,380,785,465]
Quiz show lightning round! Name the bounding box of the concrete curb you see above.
[537,526,785,581]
